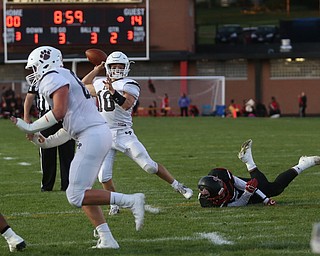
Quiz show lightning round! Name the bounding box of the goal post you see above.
[131,76,225,117]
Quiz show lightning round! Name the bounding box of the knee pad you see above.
[66,187,84,208]
[143,162,158,174]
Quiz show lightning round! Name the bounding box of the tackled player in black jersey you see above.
[198,139,320,207]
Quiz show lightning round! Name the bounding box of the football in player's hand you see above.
[85,48,107,66]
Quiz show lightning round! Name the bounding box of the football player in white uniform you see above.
[198,139,320,207]
[10,46,145,249]
[82,51,193,215]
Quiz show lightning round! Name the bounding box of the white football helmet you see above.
[105,51,131,79]
[25,46,63,86]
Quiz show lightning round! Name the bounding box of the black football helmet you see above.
[198,175,230,206]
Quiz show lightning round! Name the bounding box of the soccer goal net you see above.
[131,76,225,116]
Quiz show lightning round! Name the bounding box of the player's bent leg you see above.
[125,132,193,199]
[98,149,116,184]
[67,128,112,207]
[98,150,120,215]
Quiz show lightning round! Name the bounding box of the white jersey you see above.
[93,77,140,129]
[38,67,106,138]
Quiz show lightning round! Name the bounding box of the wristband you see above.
[111,90,126,106]
[16,110,58,133]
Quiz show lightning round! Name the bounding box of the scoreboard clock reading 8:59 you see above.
[3,0,149,63]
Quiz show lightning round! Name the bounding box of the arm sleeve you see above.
[16,110,58,133]
[32,128,72,149]
[227,191,253,207]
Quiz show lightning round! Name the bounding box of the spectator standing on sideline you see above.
[0,213,26,252]
[178,93,191,117]
[82,51,193,215]
[148,100,157,117]
[161,93,169,116]
[11,46,145,249]
[227,99,241,118]
[24,87,75,192]
[298,91,307,117]
[269,96,281,118]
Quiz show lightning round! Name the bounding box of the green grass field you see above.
[1,117,320,255]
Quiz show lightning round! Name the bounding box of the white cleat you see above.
[92,230,120,249]
[238,139,253,163]
[7,234,26,252]
[131,193,145,231]
[109,205,120,216]
[298,156,320,170]
[176,183,193,199]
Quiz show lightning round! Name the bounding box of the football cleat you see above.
[298,156,320,170]
[238,139,253,163]
[7,234,26,252]
[109,205,120,216]
[130,193,145,231]
[176,183,193,199]
[92,230,120,249]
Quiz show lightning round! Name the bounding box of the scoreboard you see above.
[3,0,149,63]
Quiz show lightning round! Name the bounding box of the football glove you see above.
[264,198,276,206]
[245,178,258,194]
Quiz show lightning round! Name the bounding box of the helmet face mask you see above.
[25,46,63,86]
[105,51,131,79]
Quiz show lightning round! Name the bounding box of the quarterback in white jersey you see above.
[93,76,139,129]
[10,46,145,249]
[83,51,193,215]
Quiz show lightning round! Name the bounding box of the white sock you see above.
[171,180,179,189]
[111,192,133,208]
[110,192,123,205]
[292,166,302,174]
[96,223,110,233]
[2,228,15,241]
[246,162,257,172]
[292,164,305,174]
